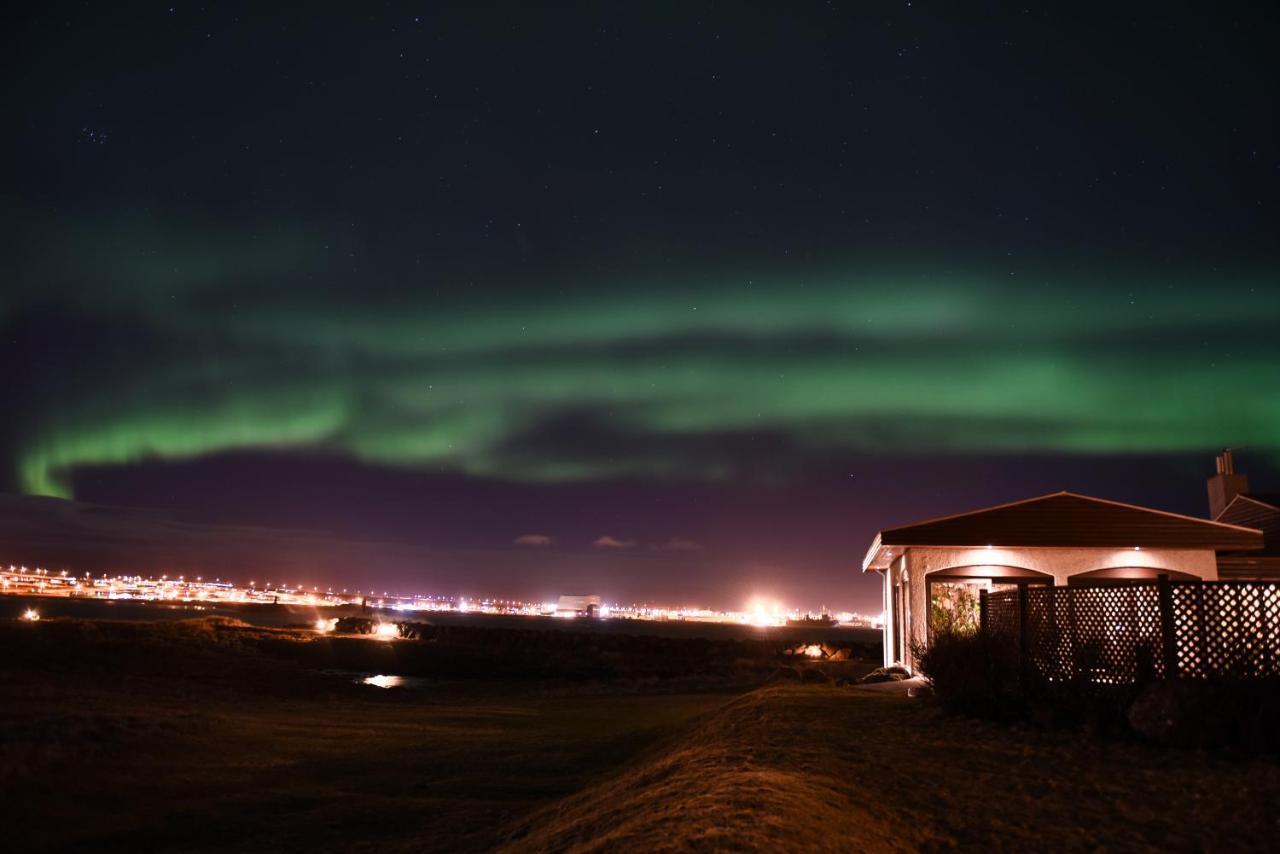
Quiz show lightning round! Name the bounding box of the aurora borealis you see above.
[9,259,1280,500]
[5,4,1279,609]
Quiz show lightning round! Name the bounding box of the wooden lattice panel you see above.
[978,580,1280,685]
[1062,585,1164,683]
[984,589,1021,639]
[1168,582,1207,677]
[1015,586,1165,684]
[1024,588,1065,681]
[1171,581,1280,679]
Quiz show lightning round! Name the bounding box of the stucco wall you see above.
[886,546,1218,670]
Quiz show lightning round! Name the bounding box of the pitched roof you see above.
[1217,493,1280,522]
[862,491,1263,571]
[1216,493,1280,555]
[1232,493,1280,512]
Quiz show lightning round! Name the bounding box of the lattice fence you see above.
[984,589,1021,640]
[1169,582,1280,679]
[981,580,1280,684]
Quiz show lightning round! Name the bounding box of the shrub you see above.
[800,667,830,684]
[928,583,980,636]
[768,666,801,683]
[914,629,1023,719]
[1128,677,1280,751]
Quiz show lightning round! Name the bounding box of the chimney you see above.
[1207,449,1248,519]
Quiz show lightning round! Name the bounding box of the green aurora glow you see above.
[8,220,1279,498]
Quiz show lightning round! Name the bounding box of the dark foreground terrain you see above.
[3,618,1278,852]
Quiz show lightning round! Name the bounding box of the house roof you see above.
[1216,493,1280,555]
[1217,554,1280,581]
[1218,493,1280,516]
[862,491,1263,571]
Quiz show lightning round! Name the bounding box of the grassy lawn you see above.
[3,678,728,852]
[506,685,1280,852]
[5,619,1278,852]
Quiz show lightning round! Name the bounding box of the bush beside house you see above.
[915,628,1280,752]
[913,631,1023,719]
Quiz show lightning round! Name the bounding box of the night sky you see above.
[5,3,1279,611]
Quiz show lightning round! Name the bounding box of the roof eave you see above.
[875,535,1265,553]
[1219,494,1280,518]
[860,532,885,572]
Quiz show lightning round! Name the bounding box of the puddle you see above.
[358,674,429,689]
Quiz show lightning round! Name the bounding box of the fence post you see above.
[1156,573,1179,679]
[979,588,989,635]
[1261,583,1274,678]
[1067,586,1079,681]
[1017,583,1029,666]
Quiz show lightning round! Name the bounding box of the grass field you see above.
[4,617,1278,852]
[5,679,725,851]
[1,618,734,851]
[505,685,1280,851]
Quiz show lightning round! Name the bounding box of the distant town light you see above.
[0,564,877,629]
[744,597,787,628]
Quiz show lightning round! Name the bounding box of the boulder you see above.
[860,665,911,684]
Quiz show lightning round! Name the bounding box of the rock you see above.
[768,666,801,682]
[800,668,830,684]
[860,666,911,684]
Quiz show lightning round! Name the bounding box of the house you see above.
[1206,449,1280,580]
[862,476,1265,671]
